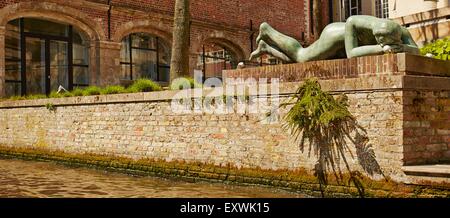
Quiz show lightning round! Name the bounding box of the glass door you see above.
[25,37,46,95]
[24,37,69,95]
[49,40,69,92]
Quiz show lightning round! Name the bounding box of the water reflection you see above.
[0,159,309,198]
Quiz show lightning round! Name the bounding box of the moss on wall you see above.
[0,145,448,198]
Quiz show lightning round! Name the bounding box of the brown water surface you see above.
[0,158,310,198]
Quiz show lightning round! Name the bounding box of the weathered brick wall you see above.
[0,54,448,184]
[224,53,450,168]
[0,85,406,181]
[109,0,305,39]
[224,54,401,83]
[0,0,305,41]
[403,90,450,165]
[0,0,309,91]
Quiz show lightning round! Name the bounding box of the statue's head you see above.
[373,20,402,46]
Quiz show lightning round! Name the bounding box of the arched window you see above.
[195,42,238,81]
[4,18,90,96]
[120,33,171,83]
[72,28,90,89]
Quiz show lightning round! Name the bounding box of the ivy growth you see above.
[420,37,450,61]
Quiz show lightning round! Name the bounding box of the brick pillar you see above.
[0,26,5,98]
[96,41,121,87]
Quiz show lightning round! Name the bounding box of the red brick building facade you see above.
[0,0,329,97]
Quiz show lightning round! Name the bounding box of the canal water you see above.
[0,158,309,198]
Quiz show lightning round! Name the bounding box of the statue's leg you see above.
[256,22,302,61]
[296,22,347,62]
[249,40,292,63]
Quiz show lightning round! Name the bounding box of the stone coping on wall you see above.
[393,7,450,26]
[1,75,450,109]
[223,53,450,83]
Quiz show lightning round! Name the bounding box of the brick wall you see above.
[1,54,449,183]
[0,81,407,182]
[0,0,311,91]
[403,90,450,165]
[224,54,401,83]
[109,0,305,39]
[0,0,305,41]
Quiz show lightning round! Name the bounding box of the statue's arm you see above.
[400,27,420,55]
[346,45,384,58]
[345,17,383,58]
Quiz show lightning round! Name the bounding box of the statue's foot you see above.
[256,22,270,44]
[249,40,270,61]
[256,32,262,45]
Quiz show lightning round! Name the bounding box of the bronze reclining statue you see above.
[249,15,420,63]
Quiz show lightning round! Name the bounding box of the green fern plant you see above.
[279,78,364,197]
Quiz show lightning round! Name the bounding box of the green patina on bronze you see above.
[0,145,448,198]
[250,15,420,63]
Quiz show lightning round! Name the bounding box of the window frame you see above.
[5,18,90,96]
[343,0,362,19]
[120,33,170,82]
[375,0,390,19]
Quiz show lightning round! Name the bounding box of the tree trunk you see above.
[170,0,190,82]
[313,0,322,40]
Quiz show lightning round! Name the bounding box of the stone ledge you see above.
[403,75,450,90]
[1,75,450,109]
[403,165,450,178]
[393,7,450,26]
[397,53,450,77]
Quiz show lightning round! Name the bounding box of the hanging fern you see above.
[280,78,364,197]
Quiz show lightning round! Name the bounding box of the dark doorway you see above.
[21,18,72,96]
[197,43,238,83]
[5,18,90,97]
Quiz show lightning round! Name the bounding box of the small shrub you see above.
[127,79,162,93]
[170,77,202,90]
[5,80,164,102]
[420,37,450,61]
[26,94,47,100]
[49,91,63,98]
[101,85,126,95]
[62,92,74,98]
[71,88,84,97]
[82,86,102,96]
[9,96,26,101]
[45,103,56,112]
